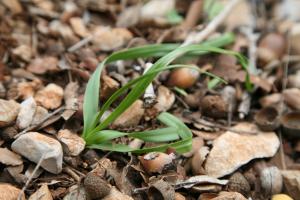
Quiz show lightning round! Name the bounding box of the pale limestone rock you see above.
[0,99,20,127]
[58,129,85,156]
[17,97,37,129]
[35,83,64,109]
[31,106,49,125]
[12,132,63,174]
[205,123,280,178]
[0,148,23,166]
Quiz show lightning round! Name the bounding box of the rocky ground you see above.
[0,0,300,200]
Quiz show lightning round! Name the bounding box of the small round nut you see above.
[139,152,176,174]
[227,172,251,197]
[84,172,111,199]
[167,68,199,89]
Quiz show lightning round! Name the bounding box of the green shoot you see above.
[82,33,251,154]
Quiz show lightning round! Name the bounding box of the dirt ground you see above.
[0,0,300,200]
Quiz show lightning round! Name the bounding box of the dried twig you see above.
[143,63,157,107]
[181,0,204,29]
[14,106,65,139]
[18,154,46,200]
[182,0,241,46]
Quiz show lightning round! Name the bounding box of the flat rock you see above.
[0,148,23,166]
[205,123,280,178]
[35,83,64,109]
[17,97,37,129]
[0,99,20,127]
[29,184,53,200]
[0,183,25,200]
[12,132,63,174]
[31,106,48,125]
[58,129,85,156]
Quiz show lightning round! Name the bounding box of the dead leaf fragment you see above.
[103,187,134,200]
[212,191,247,200]
[281,170,300,199]
[177,175,228,189]
[92,27,133,51]
[205,123,280,178]
[62,82,79,120]
[283,88,300,110]
[17,79,43,100]
[1,0,23,14]
[12,45,32,62]
[0,148,23,166]
[0,183,25,200]
[35,83,64,109]
[27,56,59,74]
[58,129,85,156]
[69,17,89,37]
[113,100,144,128]
[29,184,53,200]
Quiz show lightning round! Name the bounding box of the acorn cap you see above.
[281,112,300,138]
[254,107,280,131]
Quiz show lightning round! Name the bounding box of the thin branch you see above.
[182,0,241,46]
[18,154,45,200]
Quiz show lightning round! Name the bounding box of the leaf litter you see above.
[0,0,300,199]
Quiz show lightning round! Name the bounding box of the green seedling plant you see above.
[81,33,251,154]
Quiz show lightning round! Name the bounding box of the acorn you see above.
[139,152,176,174]
[167,68,199,89]
[258,33,286,65]
[254,107,280,131]
[281,111,300,138]
[227,172,251,197]
[200,95,228,118]
[84,172,111,199]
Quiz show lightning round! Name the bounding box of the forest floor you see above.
[0,0,300,200]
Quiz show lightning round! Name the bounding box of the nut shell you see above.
[167,68,199,89]
[139,152,175,174]
[258,33,286,64]
[200,95,228,118]
[227,172,251,197]
[281,112,300,138]
[254,107,280,131]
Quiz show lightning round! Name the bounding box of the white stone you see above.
[12,132,63,174]
[205,123,280,178]
[17,97,37,129]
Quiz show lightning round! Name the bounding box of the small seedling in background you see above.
[81,33,251,153]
